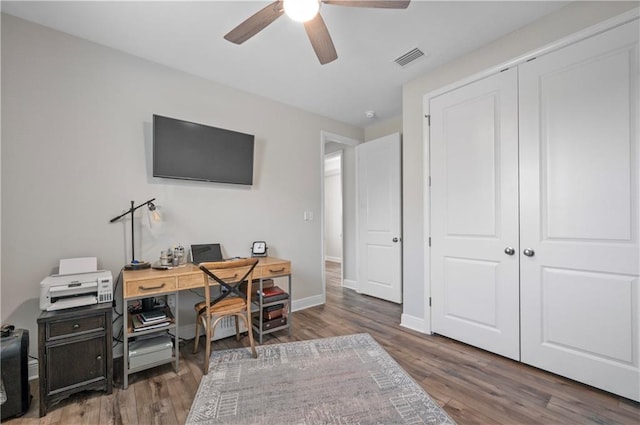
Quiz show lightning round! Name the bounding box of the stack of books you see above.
[253,301,288,330]
[241,279,274,298]
[131,308,173,332]
[256,285,289,303]
[263,303,286,320]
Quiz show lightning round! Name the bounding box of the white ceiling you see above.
[1,1,568,128]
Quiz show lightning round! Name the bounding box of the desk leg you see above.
[174,291,179,372]
[123,304,129,390]
[258,278,264,344]
[288,274,292,336]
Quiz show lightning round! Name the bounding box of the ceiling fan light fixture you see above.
[283,0,320,22]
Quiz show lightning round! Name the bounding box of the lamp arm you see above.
[109,198,156,223]
[109,197,156,266]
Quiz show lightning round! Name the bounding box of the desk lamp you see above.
[110,198,160,270]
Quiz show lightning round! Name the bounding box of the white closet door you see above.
[430,68,520,360]
[519,20,639,401]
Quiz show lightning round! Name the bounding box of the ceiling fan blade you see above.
[304,13,338,65]
[224,1,284,44]
[323,0,410,8]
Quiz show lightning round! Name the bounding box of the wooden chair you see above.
[193,258,259,374]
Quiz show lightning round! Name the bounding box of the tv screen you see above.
[153,115,255,185]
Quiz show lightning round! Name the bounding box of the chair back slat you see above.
[198,258,259,308]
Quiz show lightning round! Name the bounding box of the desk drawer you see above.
[47,313,106,339]
[257,263,291,278]
[126,277,177,297]
[206,268,247,282]
[178,273,204,289]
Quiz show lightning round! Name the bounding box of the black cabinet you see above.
[37,304,113,417]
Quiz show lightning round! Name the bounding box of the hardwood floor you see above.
[7,261,639,424]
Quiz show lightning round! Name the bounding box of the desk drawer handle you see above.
[209,273,237,283]
[96,355,102,361]
[269,267,285,273]
[139,282,166,291]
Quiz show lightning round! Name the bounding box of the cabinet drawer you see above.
[178,273,204,289]
[257,263,291,278]
[47,314,105,339]
[126,277,177,297]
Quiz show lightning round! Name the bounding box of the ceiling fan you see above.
[224,0,411,65]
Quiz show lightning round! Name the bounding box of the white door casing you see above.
[519,20,639,401]
[356,133,402,303]
[430,68,521,360]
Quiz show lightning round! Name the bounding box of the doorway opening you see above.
[324,150,343,285]
[320,131,360,303]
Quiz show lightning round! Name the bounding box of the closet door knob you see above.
[504,247,515,256]
[523,248,535,257]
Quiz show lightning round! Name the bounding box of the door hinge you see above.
[428,176,431,187]
[429,297,432,307]
[428,237,431,247]
[425,114,431,126]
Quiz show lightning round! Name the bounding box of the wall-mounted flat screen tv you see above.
[153,115,255,185]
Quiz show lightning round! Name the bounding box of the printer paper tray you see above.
[47,295,97,311]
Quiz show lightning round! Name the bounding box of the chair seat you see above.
[194,297,247,316]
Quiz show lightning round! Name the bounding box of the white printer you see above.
[40,270,113,311]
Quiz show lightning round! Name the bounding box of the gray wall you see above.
[400,1,638,328]
[364,116,402,142]
[1,14,363,356]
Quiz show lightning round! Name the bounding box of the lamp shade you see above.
[147,201,161,222]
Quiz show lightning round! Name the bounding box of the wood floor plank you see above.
[56,392,101,425]
[114,385,138,425]
[441,397,501,425]
[97,392,116,425]
[133,371,178,425]
[5,261,638,424]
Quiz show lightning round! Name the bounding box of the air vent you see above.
[394,48,425,67]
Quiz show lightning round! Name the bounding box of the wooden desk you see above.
[121,257,291,388]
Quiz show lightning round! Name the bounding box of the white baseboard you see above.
[400,313,430,334]
[343,279,358,290]
[28,359,38,381]
[292,294,324,311]
[324,256,342,263]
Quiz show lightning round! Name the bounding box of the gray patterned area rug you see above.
[186,333,456,425]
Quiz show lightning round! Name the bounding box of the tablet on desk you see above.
[190,243,223,264]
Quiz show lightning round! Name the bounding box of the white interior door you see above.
[430,68,520,360]
[519,20,639,401]
[356,133,402,303]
